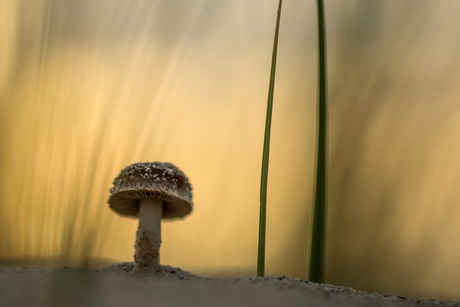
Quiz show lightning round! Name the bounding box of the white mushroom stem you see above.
[134,198,163,268]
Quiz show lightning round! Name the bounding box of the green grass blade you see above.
[309,0,328,283]
[257,0,283,278]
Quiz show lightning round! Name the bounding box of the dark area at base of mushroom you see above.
[2,265,458,307]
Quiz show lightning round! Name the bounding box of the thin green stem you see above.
[258,0,283,278]
[309,0,328,283]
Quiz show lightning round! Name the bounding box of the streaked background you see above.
[1,0,460,301]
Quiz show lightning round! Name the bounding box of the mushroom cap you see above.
[108,162,193,219]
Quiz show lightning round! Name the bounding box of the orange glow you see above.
[1,0,460,301]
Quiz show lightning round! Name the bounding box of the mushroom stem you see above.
[134,198,163,268]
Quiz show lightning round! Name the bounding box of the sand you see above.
[1,263,459,307]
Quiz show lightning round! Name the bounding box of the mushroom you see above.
[108,162,193,269]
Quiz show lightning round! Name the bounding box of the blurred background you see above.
[1,0,460,301]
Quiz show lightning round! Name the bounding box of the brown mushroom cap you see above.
[108,162,193,219]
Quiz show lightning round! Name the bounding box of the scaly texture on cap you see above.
[108,162,193,219]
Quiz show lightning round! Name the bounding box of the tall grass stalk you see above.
[257,0,283,277]
[309,0,328,283]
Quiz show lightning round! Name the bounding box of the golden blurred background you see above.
[1,0,460,301]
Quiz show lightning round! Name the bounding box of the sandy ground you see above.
[1,263,459,307]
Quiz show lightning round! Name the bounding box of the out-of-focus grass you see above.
[309,0,327,284]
